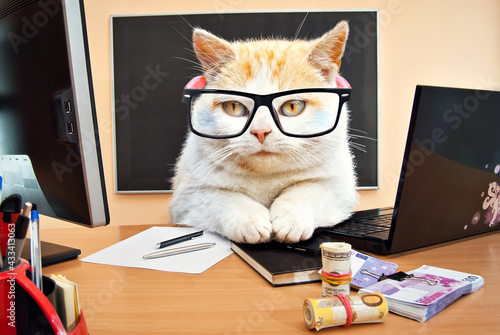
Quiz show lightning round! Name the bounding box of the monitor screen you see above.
[0,0,109,228]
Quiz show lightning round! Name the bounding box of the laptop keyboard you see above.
[328,214,392,237]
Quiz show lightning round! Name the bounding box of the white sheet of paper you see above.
[80,227,233,274]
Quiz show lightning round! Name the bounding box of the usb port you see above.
[66,121,75,135]
[64,100,71,113]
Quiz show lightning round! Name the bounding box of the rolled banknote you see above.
[320,242,351,297]
[303,293,388,330]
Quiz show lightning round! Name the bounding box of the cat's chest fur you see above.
[175,128,347,208]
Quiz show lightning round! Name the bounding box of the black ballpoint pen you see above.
[156,230,203,249]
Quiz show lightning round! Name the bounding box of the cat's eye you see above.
[222,101,249,117]
[279,100,306,117]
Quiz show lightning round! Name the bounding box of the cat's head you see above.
[188,21,350,174]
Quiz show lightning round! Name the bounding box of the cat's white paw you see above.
[270,200,315,243]
[221,205,273,244]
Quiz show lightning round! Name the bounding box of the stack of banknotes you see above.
[359,265,484,322]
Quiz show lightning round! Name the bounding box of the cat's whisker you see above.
[348,133,377,142]
[190,155,232,196]
[346,127,376,154]
[188,145,250,197]
[348,128,377,151]
[170,23,193,44]
[195,48,231,74]
[226,152,244,172]
[173,56,203,68]
[348,140,366,148]
[349,142,368,153]
[190,147,232,177]
[174,145,233,195]
[287,147,335,191]
[348,127,369,135]
[285,142,328,171]
[182,46,197,55]
[184,66,204,74]
[189,145,244,192]
[349,134,377,142]
[294,11,310,39]
[177,15,197,31]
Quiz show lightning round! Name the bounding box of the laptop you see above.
[287,85,500,255]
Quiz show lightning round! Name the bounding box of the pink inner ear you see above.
[335,76,351,88]
[185,76,207,89]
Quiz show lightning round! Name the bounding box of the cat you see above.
[169,21,358,243]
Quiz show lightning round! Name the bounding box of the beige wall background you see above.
[42,0,500,228]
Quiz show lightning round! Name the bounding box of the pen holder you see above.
[1,259,88,335]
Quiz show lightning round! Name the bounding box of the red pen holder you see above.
[1,259,88,335]
[0,212,20,257]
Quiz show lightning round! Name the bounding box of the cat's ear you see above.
[308,21,349,83]
[193,28,235,80]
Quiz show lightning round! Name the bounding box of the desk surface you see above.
[41,225,500,335]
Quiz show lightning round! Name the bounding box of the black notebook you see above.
[21,239,81,267]
[231,241,322,286]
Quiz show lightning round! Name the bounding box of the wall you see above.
[42,0,500,228]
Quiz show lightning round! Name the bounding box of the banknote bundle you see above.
[320,242,351,297]
[359,265,484,322]
[303,293,388,330]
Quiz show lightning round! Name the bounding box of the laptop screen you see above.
[390,85,500,252]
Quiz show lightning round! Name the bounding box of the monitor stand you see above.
[21,239,81,267]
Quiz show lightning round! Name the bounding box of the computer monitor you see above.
[0,0,109,263]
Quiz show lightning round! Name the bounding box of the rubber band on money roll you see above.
[321,269,353,285]
[334,294,353,327]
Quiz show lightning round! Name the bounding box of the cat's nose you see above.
[251,129,272,144]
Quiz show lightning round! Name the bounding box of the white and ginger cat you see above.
[169,21,358,243]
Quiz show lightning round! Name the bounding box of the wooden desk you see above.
[41,225,500,334]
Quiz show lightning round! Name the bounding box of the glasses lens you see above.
[272,92,341,135]
[189,92,255,137]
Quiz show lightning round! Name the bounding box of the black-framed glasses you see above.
[182,87,351,139]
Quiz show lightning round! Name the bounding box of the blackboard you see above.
[112,10,379,193]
